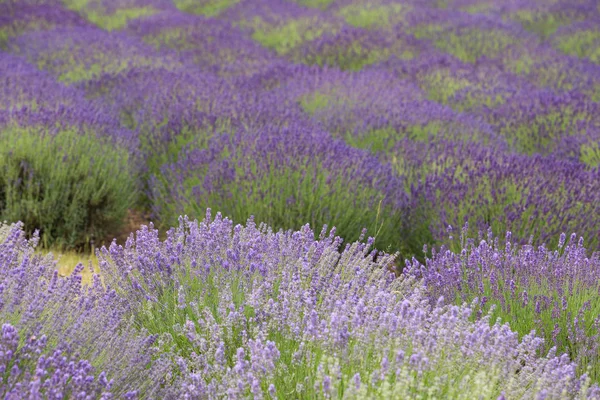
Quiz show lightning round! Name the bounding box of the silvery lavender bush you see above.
[0,122,136,249]
[0,222,173,398]
[406,228,600,381]
[98,210,600,398]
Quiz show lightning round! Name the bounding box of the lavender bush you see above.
[397,140,600,254]
[150,128,408,253]
[407,229,600,381]
[0,125,136,249]
[0,222,172,397]
[98,210,600,398]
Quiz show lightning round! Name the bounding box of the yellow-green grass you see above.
[39,249,98,285]
[173,0,240,17]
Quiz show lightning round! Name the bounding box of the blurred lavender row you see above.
[2,0,599,254]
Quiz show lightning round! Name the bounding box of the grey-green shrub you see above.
[0,125,136,249]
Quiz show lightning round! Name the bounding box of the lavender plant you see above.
[399,140,600,254]
[0,124,136,249]
[485,90,600,156]
[332,0,408,30]
[0,0,91,48]
[408,9,536,64]
[172,0,240,17]
[245,4,344,56]
[503,1,593,39]
[150,128,408,253]
[0,222,172,397]
[127,12,279,77]
[97,211,600,398]
[407,229,600,381]
[552,20,600,64]
[2,0,600,395]
[9,27,182,84]
[294,68,500,149]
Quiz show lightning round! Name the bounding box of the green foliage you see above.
[462,3,495,14]
[500,109,592,155]
[63,0,157,30]
[300,91,335,115]
[554,30,600,63]
[581,142,600,168]
[0,28,10,50]
[453,91,507,112]
[592,86,600,103]
[337,4,404,29]
[294,0,333,9]
[510,10,577,39]
[300,92,446,148]
[173,0,240,17]
[252,17,339,54]
[343,124,446,154]
[300,41,392,71]
[33,46,179,83]
[419,71,472,106]
[410,23,447,40]
[0,126,136,249]
[432,29,516,63]
[344,127,400,154]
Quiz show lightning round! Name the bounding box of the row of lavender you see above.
[1,0,600,396]
[1,0,599,253]
[3,215,600,398]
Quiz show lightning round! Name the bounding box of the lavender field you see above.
[1,0,600,398]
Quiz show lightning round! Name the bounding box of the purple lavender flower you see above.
[0,223,173,397]
[97,211,599,397]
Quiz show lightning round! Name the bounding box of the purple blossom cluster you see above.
[406,228,600,379]
[396,139,600,251]
[97,211,600,398]
[0,223,171,398]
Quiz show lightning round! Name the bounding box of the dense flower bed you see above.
[1,0,599,397]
